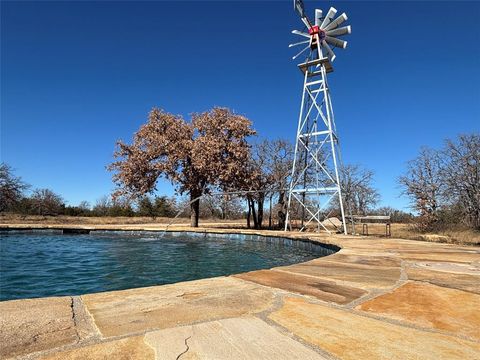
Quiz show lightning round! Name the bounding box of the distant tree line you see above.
[0,164,178,218]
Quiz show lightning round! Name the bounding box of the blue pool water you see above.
[0,230,335,301]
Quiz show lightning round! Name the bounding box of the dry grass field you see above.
[0,214,185,225]
[340,222,479,246]
[387,223,479,246]
[0,214,245,228]
[1,214,478,246]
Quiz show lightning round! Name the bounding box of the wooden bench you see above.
[350,215,391,237]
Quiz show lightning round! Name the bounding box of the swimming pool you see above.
[0,230,337,301]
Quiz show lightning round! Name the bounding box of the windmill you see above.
[285,0,352,234]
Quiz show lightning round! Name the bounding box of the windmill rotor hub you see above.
[308,26,325,50]
[308,25,320,35]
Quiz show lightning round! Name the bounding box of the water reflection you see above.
[0,231,334,301]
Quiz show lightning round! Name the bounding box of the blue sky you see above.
[1,1,479,210]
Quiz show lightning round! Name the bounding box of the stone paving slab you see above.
[144,316,325,359]
[412,261,480,275]
[269,297,480,360]
[0,297,78,358]
[319,252,402,267]
[357,281,480,341]
[235,269,367,305]
[276,259,401,289]
[39,336,154,360]
[81,276,276,338]
[398,251,480,263]
[406,264,480,294]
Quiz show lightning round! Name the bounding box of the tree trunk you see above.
[301,192,305,229]
[190,191,201,227]
[268,194,272,229]
[246,197,251,229]
[475,209,480,230]
[222,196,226,220]
[257,195,264,229]
[277,190,286,230]
[250,198,258,229]
[222,195,230,220]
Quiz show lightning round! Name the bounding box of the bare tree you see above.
[198,194,222,219]
[264,139,294,229]
[93,196,111,216]
[398,148,443,231]
[233,139,294,229]
[30,188,64,216]
[0,163,29,212]
[78,201,91,212]
[440,134,480,229]
[109,107,255,227]
[341,164,380,215]
[240,159,273,229]
[219,195,244,220]
[372,206,413,223]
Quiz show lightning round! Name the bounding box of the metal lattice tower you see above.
[285,3,351,234]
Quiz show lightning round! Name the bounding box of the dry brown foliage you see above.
[108,107,255,227]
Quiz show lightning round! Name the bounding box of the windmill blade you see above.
[294,0,306,18]
[321,40,336,62]
[320,7,337,29]
[289,39,310,48]
[315,9,323,26]
[326,25,351,37]
[292,44,310,60]
[300,17,310,28]
[292,29,310,38]
[324,13,348,31]
[326,36,347,49]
